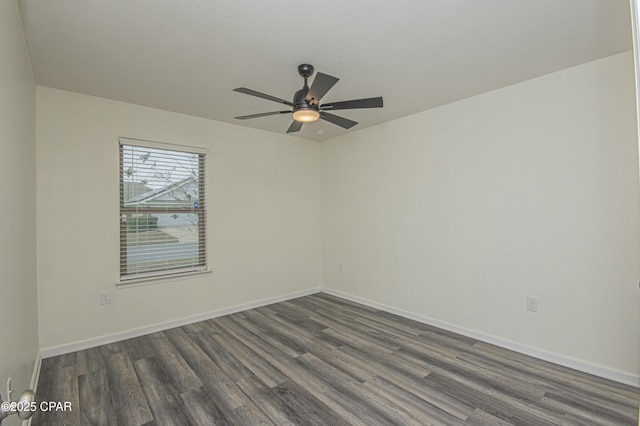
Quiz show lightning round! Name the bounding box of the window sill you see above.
[116,269,212,288]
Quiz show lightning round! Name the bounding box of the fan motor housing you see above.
[293,88,309,106]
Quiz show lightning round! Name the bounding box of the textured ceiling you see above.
[19,0,632,141]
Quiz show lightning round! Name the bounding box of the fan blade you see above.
[306,72,339,105]
[319,111,358,129]
[320,97,383,111]
[234,88,294,107]
[286,120,303,133]
[235,111,291,120]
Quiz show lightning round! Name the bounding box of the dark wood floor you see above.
[33,293,639,425]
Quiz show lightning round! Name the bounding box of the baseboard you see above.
[29,351,41,391]
[321,287,640,388]
[40,287,321,359]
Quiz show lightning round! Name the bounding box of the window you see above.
[119,138,207,282]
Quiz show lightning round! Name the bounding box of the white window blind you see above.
[119,138,207,281]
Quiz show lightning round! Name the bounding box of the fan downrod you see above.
[297,64,314,78]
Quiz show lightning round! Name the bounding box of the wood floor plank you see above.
[271,379,353,426]
[269,300,316,323]
[31,357,59,425]
[539,393,635,426]
[425,371,565,425]
[212,316,290,388]
[256,304,346,350]
[145,331,203,393]
[397,342,550,406]
[245,308,376,383]
[460,344,640,421]
[32,360,80,426]
[231,312,304,358]
[465,408,516,426]
[78,369,118,426]
[401,348,570,424]
[230,403,274,426]
[33,293,639,425]
[362,375,469,426]
[337,344,475,421]
[186,326,254,382]
[163,326,254,411]
[179,386,231,425]
[236,374,300,425]
[399,338,548,403]
[470,341,638,401]
[215,314,396,424]
[321,323,396,355]
[561,413,609,426]
[133,356,192,426]
[106,352,154,426]
[119,334,158,362]
[314,306,405,349]
[337,338,433,383]
[214,315,327,394]
[57,365,81,426]
[296,352,427,426]
[300,299,404,352]
[315,297,428,337]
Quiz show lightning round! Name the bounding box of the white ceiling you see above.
[18,0,632,141]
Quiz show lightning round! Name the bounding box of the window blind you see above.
[119,138,207,281]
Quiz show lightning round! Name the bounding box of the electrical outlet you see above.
[339,263,343,272]
[526,296,539,313]
[99,291,111,305]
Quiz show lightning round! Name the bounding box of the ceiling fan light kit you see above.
[234,64,383,134]
[292,107,320,123]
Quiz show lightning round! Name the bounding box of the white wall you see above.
[36,87,322,349]
[322,52,640,381]
[0,0,38,417]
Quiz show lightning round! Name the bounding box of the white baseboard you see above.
[40,287,321,359]
[29,351,41,391]
[321,287,640,388]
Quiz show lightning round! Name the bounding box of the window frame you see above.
[118,137,208,284]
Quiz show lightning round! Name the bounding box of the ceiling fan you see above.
[233,64,383,134]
